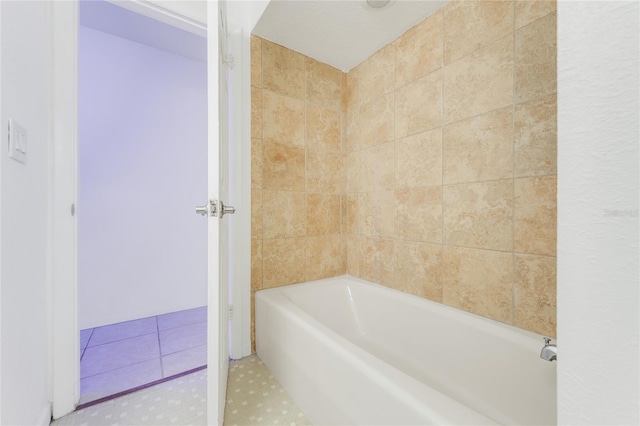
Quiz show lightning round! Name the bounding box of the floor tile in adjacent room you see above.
[157,306,207,331]
[80,329,93,350]
[88,317,157,347]
[159,321,207,356]
[79,358,163,405]
[162,344,207,377]
[81,333,160,378]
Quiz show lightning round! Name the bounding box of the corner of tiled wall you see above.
[251,0,557,351]
[250,35,347,352]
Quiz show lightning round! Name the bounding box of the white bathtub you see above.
[256,275,556,425]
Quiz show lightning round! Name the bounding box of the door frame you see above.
[49,0,249,420]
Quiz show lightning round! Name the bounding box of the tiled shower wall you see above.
[250,37,347,349]
[252,0,557,349]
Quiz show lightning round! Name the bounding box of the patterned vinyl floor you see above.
[51,369,207,425]
[223,355,311,426]
[51,355,311,426]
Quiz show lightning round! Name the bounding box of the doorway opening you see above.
[76,0,208,406]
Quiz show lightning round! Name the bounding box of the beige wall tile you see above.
[251,87,262,140]
[251,12,556,340]
[515,0,557,29]
[359,191,395,239]
[346,194,360,235]
[345,71,359,113]
[444,35,513,124]
[443,107,513,184]
[251,35,262,88]
[514,254,556,337]
[262,40,304,100]
[306,149,341,194]
[339,155,347,196]
[442,246,513,323]
[444,0,514,64]
[394,241,442,302]
[444,180,514,252]
[306,58,342,111]
[306,104,340,151]
[251,138,263,189]
[346,235,360,276]
[263,143,305,191]
[262,90,305,146]
[305,235,344,281]
[341,73,348,115]
[307,193,341,236]
[514,176,557,256]
[395,70,443,138]
[515,13,557,104]
[515,94,557,177]
[262,190,306,239]
[359,142,395,192]
[340,194,347,234]
[359,94,395,149]
[351,44,395,106]
[395,128,442,189]
[395,187,443,244]
[262,238,306,288]
[359,237,395,287]
[346,106,360,153]
[394,10,443,88]
[251,240,262,292]
[346,151,359,193]
[251,190,262,240]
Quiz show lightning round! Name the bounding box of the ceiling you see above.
[80,0,207,63]
[252,0,450,72]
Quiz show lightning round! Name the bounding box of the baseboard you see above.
[36,402,52,426]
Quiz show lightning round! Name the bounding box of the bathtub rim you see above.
[256,274,554,348]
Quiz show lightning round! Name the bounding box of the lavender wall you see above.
[78,25,207,329]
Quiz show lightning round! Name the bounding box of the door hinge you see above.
[71,203,76,216]
[229,305,233,320]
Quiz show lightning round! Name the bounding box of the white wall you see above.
[227,0,270,358]
[78,26,208,329]
[0,1,53,424]
[557,1,639,425]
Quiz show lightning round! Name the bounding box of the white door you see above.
[49,0,232,422]
[204,0,231,423]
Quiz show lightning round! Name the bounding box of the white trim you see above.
[106,0,207,37]
[0,1,3,421]
[227,22,251,360]
[35,403,52,426]
[208,1,222,423]
[50,0,80,418]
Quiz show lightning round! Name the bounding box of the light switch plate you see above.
[8,119,27,164]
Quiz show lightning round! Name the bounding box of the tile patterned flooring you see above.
[52,355,311,426]
[223,355,311,426]
[51,369,208,426]
[80,307,207,405]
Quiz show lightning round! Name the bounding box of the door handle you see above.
[196,200,234,218]
[219,201,236,218]
[195,200,217,217]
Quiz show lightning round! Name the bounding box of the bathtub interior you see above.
[270,276,557,426]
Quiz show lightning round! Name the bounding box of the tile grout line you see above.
[156,315,164,378]
[511,1,517,327]
[441,8,446,305]
[80,328,95,360]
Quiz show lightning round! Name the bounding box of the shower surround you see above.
[251,1,557,350]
